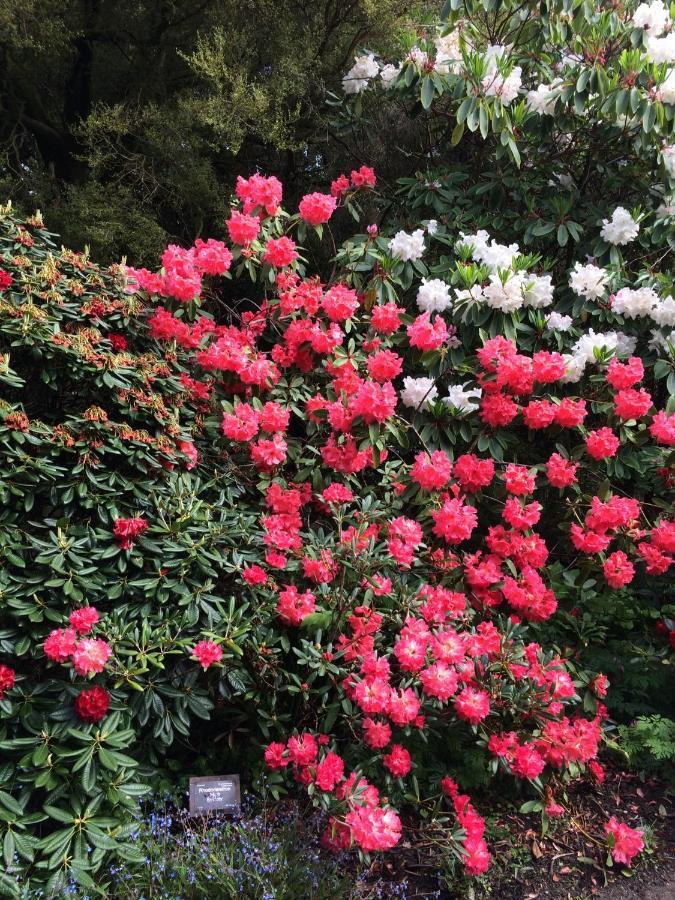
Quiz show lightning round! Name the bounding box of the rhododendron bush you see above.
[0,4,674,889]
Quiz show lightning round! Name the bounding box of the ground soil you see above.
[359,766,674,899]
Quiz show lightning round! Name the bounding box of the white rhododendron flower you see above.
[526,81,562,115]
[443,383,482,413]
[343,53,380,94]
[615,331,638,356]
[658,69,675,103]
[457,230,520,270]
[380,63,401,87]
[545,312,573,331]
[612,286,660,319]
[662,145,675,176]
[632,0,671,33]
[645,32,675,63]
[522,273,554,308]
[388,229,426,261]
[416,278,452,313]
[483,66,522,104]
[559,353,587,383]
[483,272,526,312]
[649,327,675,351]
[435,30,462,74]
[651,295,675,326]
[600,207,640,245]
[569,262,609,300]
[400,376,438,410]
[455,285,485,305]
[407,46,429,67]
[481,45,522,105]
[572,330,619,362]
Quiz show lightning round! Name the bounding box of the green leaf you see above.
[420,76,434,110]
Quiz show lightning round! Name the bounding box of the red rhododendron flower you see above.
[366,349,403,382]
[192,640,223,669]
[74,686,110,723]
[606,357,644,390]
[410,450,452,491]
[363,718,392,749]
[454,687,491,725]
[511,744,545,779]
[242,564,268,586]
[331,174,350,198]
[345,807,402,851]
[263,236,298,268]
[522,399,558,429]
[287,732,318,766]
[407,312,448,351]
[650,411,675,446]
[0,664,15,699]
[419,662,459,700]
[383,744,411,778]
[236,173,282,215]
[453,455,494,492]
[370,302,405,334]
[44,627,78,663]
[532,351,566,383]
[387,687,421,726]
[72,639,112,676]
[554,397,587,427]
[431,497,478,545]
[605,817,644,866]
[250,434,288,470]
[322,284,359,321]
[350,380,397,424]
[322,483,354,504]
[193,238,232,275]
[480,393,519,427]
[298,192,337,226]
[264,741,288,769]
[586,427,620,460]
[603,551,635,588]
[315,751,345,791]
[69,607,100,635]
[113,517,149,549]
[109,333,128,351]
[277,586,316,625]
[0,269,12,291]
[226,210,260,245]
[503,464,536,496]
[350,166,377,188]
[613,388,652,420]
[546,453,578,488]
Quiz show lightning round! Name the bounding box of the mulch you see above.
[357,766,674,899]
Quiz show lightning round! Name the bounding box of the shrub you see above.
[0,1,674,886]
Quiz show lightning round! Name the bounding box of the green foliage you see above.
[618,716,675,782]
[0,0,413,262]
[0,205,269,894]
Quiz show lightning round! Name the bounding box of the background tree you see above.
[0,0,415,263]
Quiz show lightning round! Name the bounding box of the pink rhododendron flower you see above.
[605,817,644,866]
[69,607,100,635]
[345,807,402,851]
[72,639,112,677]
[298,192,337,226]
[44,628,78,663]
[192,640,223,669]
